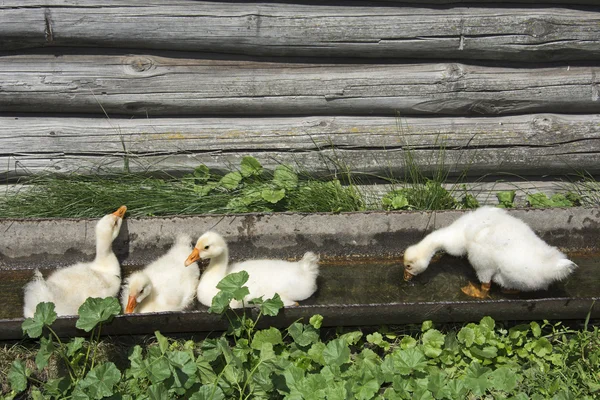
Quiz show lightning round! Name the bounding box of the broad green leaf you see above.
[496,191,516,208]
[309,314,323,329]
[260,293,284,316]
[464,362,491,396]
[259,342,276,362]
[339,330,363,346]
[190,384,225,400]
[22,302,57,338]
[8,360,29,393]
[67,337,85,357]
[192,164,211,183]
[36,336,55,369]
[126,345,146,379]
[446,380,468,399]
[308,342,326,365]
[208,291,234,314]
[325,381,348,400]
[457,326,475,347]
[530,321,542,338]
[261,188,286,204]
[77,362,121,399]
[194,182,217,197]
[168,350,197,377]
[393,347,427,375]
[216,271,249,293]
[427,369,448,399]
[323,338,351,367]
[240,156,263,177]
[219,171,243,190]
[471,345,498,359]
[155,330,169,354]
[490,366,519,392]
[288,322,320,347]
[252,327,283,350]
[391,194,409,209]
[421,320,434,332]
[422,329,445,358]
[147,383,167,400]
[273,165,298,190]
[354,379,380,400]
[532,337,553,357]
[400,336,417,349]
[147,356,171,384]
[480,316,495,332]
[76,297,121,332]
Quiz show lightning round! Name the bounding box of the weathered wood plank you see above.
[1,114,599,179]
[1,2,600,61]
[2,54,600,116]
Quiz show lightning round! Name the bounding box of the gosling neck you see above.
[94,233,116,262]
[205,248,230,279]
[418,229,447,260]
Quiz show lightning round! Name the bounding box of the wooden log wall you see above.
[1,0,599,192]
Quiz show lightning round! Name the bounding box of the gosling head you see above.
[402,244,431,281]
[124,272,152,314]
[96,205,127,242]
[185,231,227,267]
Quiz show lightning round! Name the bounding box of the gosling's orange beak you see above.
[125,295,137,314]
[404,269,415,281]
[185,248,200,267]
[112,205,127,219]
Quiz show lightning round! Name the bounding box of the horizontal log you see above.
[2,54,600,116]
[1,114,599,179]
[1,2,600,61]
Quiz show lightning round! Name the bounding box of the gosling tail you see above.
[23,269,53,318]
[300,252,320,279]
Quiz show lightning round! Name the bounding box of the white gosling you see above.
[185,231,319,308]
[121,234,199,314]
[403,206,577,298]
[23,206,127,317]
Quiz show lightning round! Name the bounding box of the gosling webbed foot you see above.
[461,281,491,299]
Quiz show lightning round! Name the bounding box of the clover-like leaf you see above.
[8,360,29,393]
[532,337,553,357]
[323,338,350,367]
[260,293,284,316]
[219,171,243,190]
[496,191,516,208]
[261,188,286,204]
[22,302,57,338]
[76,297,121,332]
[77,362,121,399]
[240,156,263,177]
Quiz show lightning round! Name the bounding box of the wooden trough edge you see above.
[2,1,600,61]
[0,298,598,341]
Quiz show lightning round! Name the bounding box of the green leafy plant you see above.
[526,192,582,208]
[496,190,516,208]
[8,297,121,399]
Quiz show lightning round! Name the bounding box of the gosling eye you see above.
[405,264,412,270]
[204,245,210,250]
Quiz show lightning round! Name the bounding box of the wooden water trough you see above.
[0,207,598,340]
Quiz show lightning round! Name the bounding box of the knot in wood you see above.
[526,19,550,39]
[123,56,155,74]
[443,63,465,82]
[531,115,554,134]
